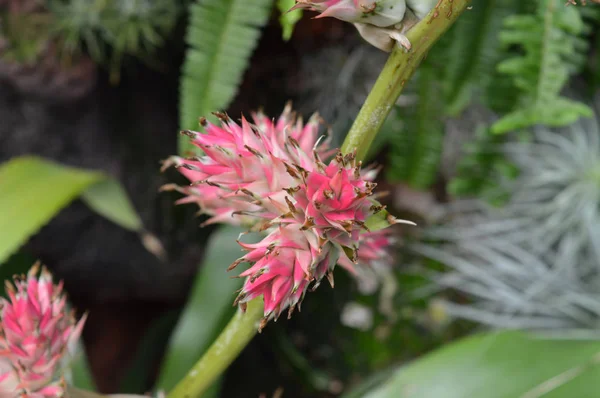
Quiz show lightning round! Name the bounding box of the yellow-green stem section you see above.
[341,0,472,161]
[167,299,263,398]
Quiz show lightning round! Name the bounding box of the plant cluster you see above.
[2,0,600,397]
[0,0,179,79]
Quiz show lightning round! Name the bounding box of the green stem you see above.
[166,299,263,398]
[341,0,472,161]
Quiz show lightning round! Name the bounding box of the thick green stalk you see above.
[341,0,472,161]
[166,299,263,398]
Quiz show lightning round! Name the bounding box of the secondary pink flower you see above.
[338,228,395,271]
[0,263,86,397]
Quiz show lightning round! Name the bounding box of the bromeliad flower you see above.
[164,105,414,329]
[0,262,86,397]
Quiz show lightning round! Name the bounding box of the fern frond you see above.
[447,126,518,203]
[491,0,593,134]
[386,64,444,190]
[441,0,521,116]
[179,0,273,154]
[593,26,600,90]
[578,5,600,91]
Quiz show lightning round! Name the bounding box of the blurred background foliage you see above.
[2,0,600,397]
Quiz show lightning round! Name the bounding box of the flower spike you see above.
[164,105,415,329]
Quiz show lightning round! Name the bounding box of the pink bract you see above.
[162,104,332,228]
[230,225,339,329]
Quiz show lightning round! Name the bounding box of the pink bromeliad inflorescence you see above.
[0,263,87,397]
[163,104,414,330]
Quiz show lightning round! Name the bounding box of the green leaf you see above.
[156,225,253,391]
[441,0,519,116]
[363,331,600,398]
[365,207,416,232]
[0,156,104,264]
[447,125,516,201]
[364,209,392,232]
[81,178,142,231]
[386,64,444,190]
[178,0,273,154]
[492,98,593,134]
[119,310,180,393]
[82,179,166,260]
[278,0,302,41]
[71,343,98,392]
[491,0,592,134]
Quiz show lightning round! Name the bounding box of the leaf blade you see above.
[364,331,600,398]
[81,178,143,231]
[0,156,104,264]
[178,0,273,154]
[155,225,251,391]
